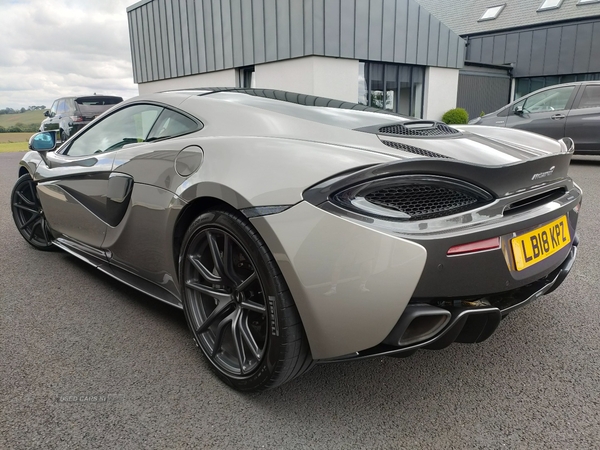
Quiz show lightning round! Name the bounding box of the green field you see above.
[0,110,44,129]
[0,132,33,152]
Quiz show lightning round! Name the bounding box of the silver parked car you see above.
[12,89,581,391]
[470,81,600,154]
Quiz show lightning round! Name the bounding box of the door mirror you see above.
[29,132,57,152]
[514,105,525,116]
[44,110,50,117]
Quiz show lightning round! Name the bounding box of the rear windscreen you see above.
[75,96,123,106]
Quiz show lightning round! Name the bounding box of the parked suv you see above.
[40,95,123,142]
[470,81,600,154]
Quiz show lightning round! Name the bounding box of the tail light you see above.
[70,115,84,122]
[447,237,500,255]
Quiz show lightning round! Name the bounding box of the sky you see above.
[0,0,139,110]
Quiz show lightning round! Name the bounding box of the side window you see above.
[522,86,575,113]
[56,100,68,115]
[575,86,600,109]
[146,109,198,141]
[65,104,163,157]
[50,101,59,117]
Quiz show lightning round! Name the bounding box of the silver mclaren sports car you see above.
[11,88,581,391]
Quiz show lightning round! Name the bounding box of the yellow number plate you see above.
[511,216,570,271]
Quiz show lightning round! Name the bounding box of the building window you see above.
[358,62,425,118]
[479,4,506,21]
[538,0,564,11]
[515,73,600,99]
[238,66,255,88]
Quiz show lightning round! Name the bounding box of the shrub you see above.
[442,108,469,125]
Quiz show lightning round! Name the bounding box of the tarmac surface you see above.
[1,151,599,449]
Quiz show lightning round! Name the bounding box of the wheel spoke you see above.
[188,255,221,284]
[16,191,34,206]
[40,217,50,244]
[231,310,247,374]
[210,310,236,358]
[29,219,42,240]
[222,235,242,286]
[240,312,262,360]
[195,300,234,335]
[13,203,39,215]
[28,181,37,203]
[238,271,257,291]
[186,281,231,303]
[240,299,266,314]
[18,214,40,230]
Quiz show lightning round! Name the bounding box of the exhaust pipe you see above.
[383,304,451,347]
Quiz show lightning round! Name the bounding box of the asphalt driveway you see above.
[1,151,599,449]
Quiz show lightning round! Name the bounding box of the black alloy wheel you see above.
[11,174,54,250]
[180,209,313,391]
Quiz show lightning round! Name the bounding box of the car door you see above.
[504,85,579,139]
[35,103,165,250]
[564,84,600,153]
[42,100,60,133]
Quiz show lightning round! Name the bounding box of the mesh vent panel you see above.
[379,123,460,137]
[364,185,480,220]
[381,140,452,159]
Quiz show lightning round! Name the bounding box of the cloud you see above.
[0,0,138,109]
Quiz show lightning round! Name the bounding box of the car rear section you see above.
[68,96,123,136]
[249,120,581,361]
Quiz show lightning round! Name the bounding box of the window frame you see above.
[537,0,565,12]
[58,101,203,157]
[478,4,506,22]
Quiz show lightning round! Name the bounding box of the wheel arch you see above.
[172,196,240,270]
[18,165,29,177]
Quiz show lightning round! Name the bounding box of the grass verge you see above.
[0,142,28,152]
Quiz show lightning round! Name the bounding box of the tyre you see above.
[180,209,313,391]
[11,173,54,250]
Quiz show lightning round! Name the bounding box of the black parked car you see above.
[40,95,123,142]
[470,81,600,154]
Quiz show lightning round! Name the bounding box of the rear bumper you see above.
[323,235,578,362]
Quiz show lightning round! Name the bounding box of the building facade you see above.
[417,0,600,118]
[126,0,466,120]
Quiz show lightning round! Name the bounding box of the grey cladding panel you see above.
[127,0,465,83]
[516,31,532,77]
[221,0,235,68]
[277,0,291,59]
[465,19,600,78]
[187,0,199,74]
[211,0,225,70]
[573,23,593,74]
[240,0,253,65]
[381,0,395,62]
[492,35,506,66]
[151,0,163,79]
[264,0,277,61]
[480,36,493,65]
[591,23,600,73]
[230,0,243,67]
[180,0,192,75]
[339,0,355,58]
[393,0,407,62]
[313,0,325,55]
[529,30,546,76]
[324,0,340,57]
[252,0,266,63]
[427,16,440,67]
[368,0,383,61]
[290,0,304,57]
[558,25,577,76]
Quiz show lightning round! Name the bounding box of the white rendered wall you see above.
[422,67,460,121]
[255,56,359,103]
[137,69,237,95]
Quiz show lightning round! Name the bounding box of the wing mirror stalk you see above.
[28,131,57,167]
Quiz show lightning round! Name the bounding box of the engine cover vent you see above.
[381,140,453,159]
[379,122,460,137]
